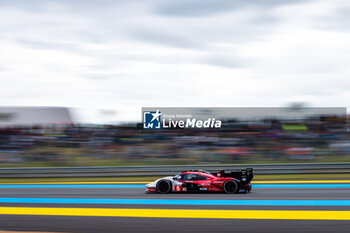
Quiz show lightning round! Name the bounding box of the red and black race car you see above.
[146,168,253,194]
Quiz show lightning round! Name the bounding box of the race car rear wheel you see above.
[157,180,172,194]
[223,180,238,194]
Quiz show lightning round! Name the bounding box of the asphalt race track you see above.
[0,181,350,233]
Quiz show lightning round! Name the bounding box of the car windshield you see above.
[174,173,209,180]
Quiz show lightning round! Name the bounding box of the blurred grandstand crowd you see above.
[0,116,349,167]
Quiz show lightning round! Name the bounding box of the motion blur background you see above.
[1,0,350,168]
[0,106,348,168]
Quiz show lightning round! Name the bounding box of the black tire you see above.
[156,180,172,194]
[223,180,238,194]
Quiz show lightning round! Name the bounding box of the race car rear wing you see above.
[216,168,253,183]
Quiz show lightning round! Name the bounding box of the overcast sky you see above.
[0,0,349,123]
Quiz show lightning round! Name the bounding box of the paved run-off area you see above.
[0,180,350,233]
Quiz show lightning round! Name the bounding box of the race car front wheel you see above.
[157,180,172,194]
[223,180,238,194]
